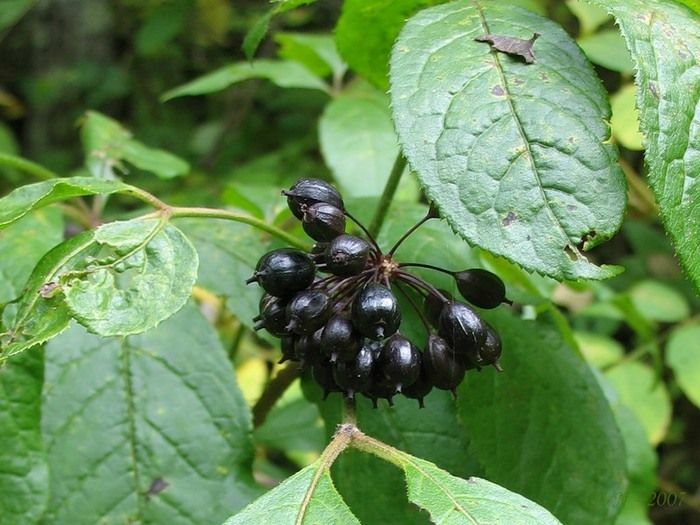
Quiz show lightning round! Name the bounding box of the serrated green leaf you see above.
[579,30,635,73]
[162,60,329,101]
[43,303,261,524]
[81,111,189,179]
[276,32,347,80]
[335,0,440,90]
[63,218,198,337]
[666,324,700,408]
[0,176,129,230]
[606,361,672,445]
[223,459,359,525]
[458,311,627,525]
[395,454,562,525]
[628,279,690,323]
[587,0,700,291]
[611,84,645,150]
[0,350,47,525]
[320,84,405,199]
[391,1,626,281]
[1,231,98,359]
[176,219,272,333]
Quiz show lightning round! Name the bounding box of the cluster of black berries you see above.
[247,178,510,408]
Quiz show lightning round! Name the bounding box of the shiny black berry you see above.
[423,288,452,327]
[402,353,433,408]
[320,315,360,363]
[332,345,375,399]
[455,268,507,309]
[254,295,289,337]
[279,335,297,364]
[247,249,315,298]
[438,301,486,356]
[325,235,370,276]
[352,283,401,340]
[283,178,344,220]
[294,327,324,367]
[286,290,331,335]
[312,361,340,399]
[302,203,346,242]
[363,375,397,408]
[379,334,420,391]
[424,335,466,391]
[477,323,502,367]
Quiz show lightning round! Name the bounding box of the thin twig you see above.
[368,153,407,238]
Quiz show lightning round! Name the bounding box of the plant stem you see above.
[388,213,432,256]
[398,262,454,275]
[368,153,407,238]
[166,206,310,250]
[342,397,357,426]
[0,153,57,181]
[252,364,301,428]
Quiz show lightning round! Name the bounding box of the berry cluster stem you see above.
[368,153,407,238]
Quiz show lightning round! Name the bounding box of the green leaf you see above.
[319,83,405,198]
[311,384,479,525]
[0,176,129,230]
[0,209,63,304]
[0,350,48,525]
[588,0,700,291]
[276,32,347,80]
[176,219,272,333]
[458,311,627,525]
[605,361,672,445]
[63,218,198,337]
[81,111,189,179]
[335,0,440,90]
[566,0,610,34]
[222,459,359,525]
[628,279,690,323]
[42,303,261,525]
[611,84,645,150]
[242,10,273,61]
[162,60,329,101]
[574,330,624,368]
[393,453,562,525]
[391,1,626,281]
[593,371,656,525]
[0,0,37,33]
[578,30,635,73]
[1,231,97,359]
[666,324,700,408]
[674,0,700,14]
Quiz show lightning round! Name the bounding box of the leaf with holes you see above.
[81,111,189,179]
[391,0,626,281]
[63,218,198,337]
[42,303,261,525]
[0,350,47,525]
[222,458,359,525]
[586,0,700,292]
[0,176,129,230]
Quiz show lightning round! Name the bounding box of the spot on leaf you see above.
[491,85,505,96]
[502,211,518,226]
[475,32,540,64]
[146,477,169,498]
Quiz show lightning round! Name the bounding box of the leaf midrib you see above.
[472,0,579,257]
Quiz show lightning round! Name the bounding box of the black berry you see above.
[247,249,315,298]
[254,295,289,337]
[286,290,331,335]
[454,268,507,309]
[477,323,502,367]
[333,345,375,399]
[438,301,486,356]
[423,288,452,327]
[325,235,370,276]
[283,178,344,220]
[352,283,401,340]
[424,335,466,391]
[320,315,360,363]
[302,202,346,242]
[379,334,420,391]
